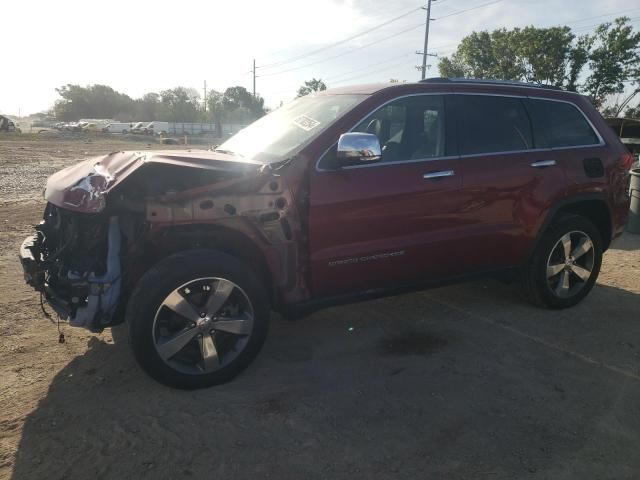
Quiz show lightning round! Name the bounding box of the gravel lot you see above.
[1,135,639,480]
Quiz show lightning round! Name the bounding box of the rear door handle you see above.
[530,160,556,168]
[423,170,455,179]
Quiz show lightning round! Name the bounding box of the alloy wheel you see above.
[546,231,595,299]
[152,277,254,375]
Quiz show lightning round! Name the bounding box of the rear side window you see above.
[456,95,532,155]
[526,99,600,148]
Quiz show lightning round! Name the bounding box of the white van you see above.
[102,122,133,134]
[145,121,169,135]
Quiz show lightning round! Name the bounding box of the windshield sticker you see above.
[292,115,320,131]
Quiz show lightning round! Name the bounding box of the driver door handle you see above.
[423,170,455,179]
[530,160,556,168]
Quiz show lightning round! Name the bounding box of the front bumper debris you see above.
[18,216,123,332]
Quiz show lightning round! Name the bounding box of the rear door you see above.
[308,94,466,297]
[525,97,607,186]
[453,94,568,270]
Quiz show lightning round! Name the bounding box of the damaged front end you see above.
[20,205,122,332]
[19,148,304,333]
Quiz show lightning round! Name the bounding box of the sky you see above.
[2,0,638,116]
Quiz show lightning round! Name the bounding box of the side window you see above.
[457,95,532,155]
[317,95,447,169]
[526,99,600,148]
[351,95,446,163]
[353,95,445,162]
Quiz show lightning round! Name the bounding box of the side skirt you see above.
[278,266,520,320]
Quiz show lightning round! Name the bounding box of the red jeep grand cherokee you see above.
[19,78,633,389]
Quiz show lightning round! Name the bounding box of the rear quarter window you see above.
[526,98,600,148]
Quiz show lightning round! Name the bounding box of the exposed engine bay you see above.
[21,206,122,332]
[19,150,303,333]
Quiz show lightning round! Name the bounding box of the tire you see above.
[522,214,603,309]
[126,249,270,389]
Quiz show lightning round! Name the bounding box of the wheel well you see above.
[553,200,612,250]
[142,225,273,300]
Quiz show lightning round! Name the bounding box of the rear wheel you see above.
[522,215,602,309]
[126,250,269,389]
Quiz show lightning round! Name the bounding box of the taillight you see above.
[621,152,634,171]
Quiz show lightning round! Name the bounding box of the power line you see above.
[571,15,640,33]
[258,0,506,73]
[262,2,640,94]
[555,7,640,27]
[258,5,423,70]
[435,0,504,20]
[259,22,427,77]
[332,59,416,85]
[259,0,510,79]
[325,53,414,82]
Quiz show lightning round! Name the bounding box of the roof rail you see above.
[419,77,564,91]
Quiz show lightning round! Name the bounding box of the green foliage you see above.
[52,83,267,126]
[297,78,327,97]
[438,17,640,111]
[582,17,640,106]
[134,93,161,122]
[54,84,134,121]
[438,26,576,85]
[212,86,267,124]
[626,104,640,119]
[158,87,201,122]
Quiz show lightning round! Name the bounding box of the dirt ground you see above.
[1,135,639,480]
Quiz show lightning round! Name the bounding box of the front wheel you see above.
[522,215,603,309]
[126,250,270,389]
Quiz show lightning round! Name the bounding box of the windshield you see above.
[217,94,366,163]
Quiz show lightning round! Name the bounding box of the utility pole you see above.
[420,0,434,80]
[203,80,207,113]
[252,59,256,97]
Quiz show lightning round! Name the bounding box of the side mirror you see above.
[337,132,382,165]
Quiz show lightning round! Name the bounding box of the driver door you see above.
[308,94,467,298]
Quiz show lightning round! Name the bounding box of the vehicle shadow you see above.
[9,280,640,479]
[610,231,640,251]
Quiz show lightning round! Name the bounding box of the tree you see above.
[206,90,224,137]
[297,78,327,97]
[582,17,640,107]
[565,35,591,91]
[50,83,266,126]
[158,87,202,122]
[437,18,640,113]
[134,93,161,121]
[220,86,266,123]
[54,84,134,120]
[438,27,576,85]
[625,104,640,119]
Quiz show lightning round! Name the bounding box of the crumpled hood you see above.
[45,149,265,212]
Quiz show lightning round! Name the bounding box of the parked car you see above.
[102,122,133,134]
[63,122,85,132]
[19,78,633,389]
[82,122,100,133]
[144,121,168,135]
[129,122,147,134]
[0,115,20,133]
